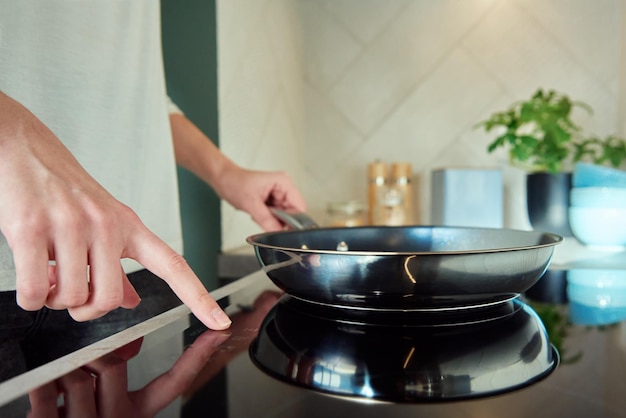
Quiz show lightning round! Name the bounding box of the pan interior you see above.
[248,225,562,254]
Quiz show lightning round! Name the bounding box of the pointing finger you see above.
[128,229,231,330]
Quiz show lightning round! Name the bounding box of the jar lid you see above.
[391,162,412,179]
[368,161,387,179]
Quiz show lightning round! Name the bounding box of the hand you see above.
[216,166,307,232]
[170,114,307,232]
[0,92,231,329]
[27,331,231,418]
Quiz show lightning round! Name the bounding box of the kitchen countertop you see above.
[1,239,626,416]
[218,245,260,281]
[549,237,626,270]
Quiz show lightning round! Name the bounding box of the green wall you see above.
[160,0,221,290]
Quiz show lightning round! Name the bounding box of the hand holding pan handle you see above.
[270,208,320,230]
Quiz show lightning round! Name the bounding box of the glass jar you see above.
[373,185,406,226]
[326,200,367,227]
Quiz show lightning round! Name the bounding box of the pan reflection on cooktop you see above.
[249,295,559,403]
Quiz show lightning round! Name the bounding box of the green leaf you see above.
[473,88,626,172]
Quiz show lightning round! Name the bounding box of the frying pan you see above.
[246,210,562,311]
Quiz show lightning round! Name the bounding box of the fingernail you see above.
[211,308,232,328]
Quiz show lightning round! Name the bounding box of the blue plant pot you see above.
[526,172,573,237]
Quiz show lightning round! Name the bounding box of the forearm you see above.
[0,91,21,140]
[170,113,237,192]
[0,91,88,193]
[170,112,306,231]
[0,91,51,153]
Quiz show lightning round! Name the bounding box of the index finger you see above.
[127,229,231,330]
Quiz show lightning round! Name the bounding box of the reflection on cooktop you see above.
[250,295,559,403]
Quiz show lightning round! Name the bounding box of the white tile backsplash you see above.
[369,48,503,162]
[300,0,362,90]
[317,0,409,45]
[518,0,621,87]
[303,85,363,183]
[327,0,498,135]
[217,0,626,251]
[217,0,274,97]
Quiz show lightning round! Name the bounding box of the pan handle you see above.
[270,208,320,230]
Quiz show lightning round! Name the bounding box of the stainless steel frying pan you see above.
[246,210,562,311]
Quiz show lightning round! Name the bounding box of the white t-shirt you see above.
[0,1,184,290]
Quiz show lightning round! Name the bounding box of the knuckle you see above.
[167,253,190,274]
[68,290,124,320]
[110,203,139,224]
[55,206,84,226]
[96,293,124,313]
[16,282,48,308]
[59,290,89,308]
[86,201,138,233]
[71,291,124,319]
[3,213,48,242]
[87,205,117,231]
[196,291,217,308]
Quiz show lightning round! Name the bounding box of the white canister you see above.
[431,168,503,228]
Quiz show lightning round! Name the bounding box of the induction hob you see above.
[0,269,625,417]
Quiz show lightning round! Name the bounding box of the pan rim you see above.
[245,225,563,256]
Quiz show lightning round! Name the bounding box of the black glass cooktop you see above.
[0,268,625,417]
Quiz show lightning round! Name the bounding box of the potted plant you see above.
[476,88,626,236]
[573,135,626,167]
